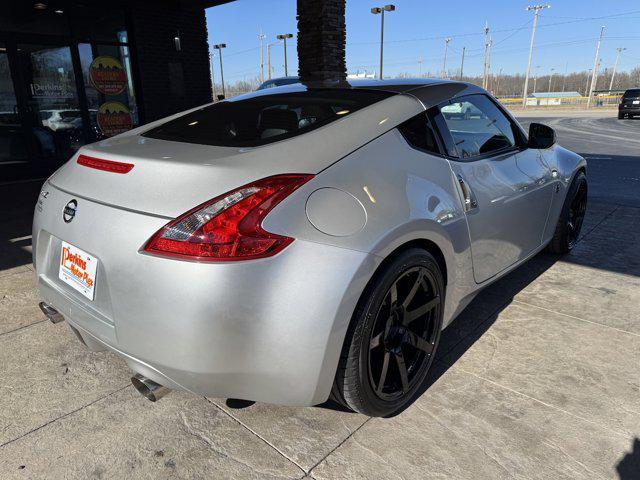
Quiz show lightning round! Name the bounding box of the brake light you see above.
[77,154,134,174]
[143,174,314,261]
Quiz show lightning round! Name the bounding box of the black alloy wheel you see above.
[332,249,444,417]
[367,266,440,401]
[548,170,588,254]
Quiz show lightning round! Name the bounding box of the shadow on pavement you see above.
[616,438,640,480]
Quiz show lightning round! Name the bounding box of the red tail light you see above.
[143,174,314,261]
[77,154,134,174]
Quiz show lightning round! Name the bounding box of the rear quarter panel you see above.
[263,128,475,326]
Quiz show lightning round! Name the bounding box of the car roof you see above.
[234,78,482,103]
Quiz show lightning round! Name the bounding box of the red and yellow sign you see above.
[97,101,133,137]
[89,55,127,95]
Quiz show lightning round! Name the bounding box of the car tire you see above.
[547,171,588,254]
[331,248,444,417]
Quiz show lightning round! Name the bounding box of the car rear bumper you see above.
[619,105,640,115]
[33,183,378,406]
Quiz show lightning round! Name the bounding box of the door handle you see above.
[457,174,478,212]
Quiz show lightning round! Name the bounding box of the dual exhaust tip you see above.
[131,374,171,402]
[39,303,170,402]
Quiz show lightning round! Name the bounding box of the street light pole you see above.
[459,46,466,80]
[209,49,217,100]
[442,37,451,78]
[548,68,555,92]
[587,26,605,108]
[276,33,293,76]
[371,5,396,79]
[213,43,226,98]
[533,65,540,93]
[522,4,551,107]
[609,47,626,91]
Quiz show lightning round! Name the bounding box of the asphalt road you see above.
[516,112,640,207]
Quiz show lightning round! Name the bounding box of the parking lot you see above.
[0,111,638,479]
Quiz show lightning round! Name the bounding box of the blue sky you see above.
[205,0,640,83]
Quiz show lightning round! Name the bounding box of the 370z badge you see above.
[63,200,78,223]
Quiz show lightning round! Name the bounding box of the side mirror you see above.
[528,122,556,149]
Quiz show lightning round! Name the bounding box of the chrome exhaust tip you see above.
[131,374,170,402]
[39,302,65,324]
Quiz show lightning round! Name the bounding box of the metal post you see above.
[609,47,626,91]
[283,36,288,76]
[379,9,385,79]
[562,61,568,92]
[522,4,550,107]
[442,37,451,78]
[371,6,395,80]
[276,34,294,77]
[459,46,466,80]
[548,68,554,92]
[209,50,217,101]
[213,43,226,98]
[587,26,605,108]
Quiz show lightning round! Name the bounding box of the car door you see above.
[432,94,554,284]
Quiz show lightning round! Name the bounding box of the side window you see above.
[398,114,440,155]
[439,95,516,159]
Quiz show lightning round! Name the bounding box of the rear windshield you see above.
[143,89,393,147]
[623,89,640,98]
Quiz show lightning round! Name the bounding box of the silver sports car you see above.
[33,79,587,417]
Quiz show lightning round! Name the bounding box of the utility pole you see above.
[258,30,266,83]
[533,65,540,93]
[418,55,423,76]
[371,5,396,79]
[482,21,490,89]
[548,68,555,92]
[276,33,293,76]
[609,47,626,91]
[442,37,452,78]
[486,36,493,90]
[267,42,278,80]
[561,61,568,92]
[459,46,466,80]
[587,26,605,108]
[495,68,503,96]
[209,49,217,100]
[213,43,226,98]
[584,69,592,96]
[522,4,551,107]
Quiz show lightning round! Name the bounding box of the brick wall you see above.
[297,0,347,83]
[129,1,212,122]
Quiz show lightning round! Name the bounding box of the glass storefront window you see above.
[0,42,28,163]
[79,43,138,141]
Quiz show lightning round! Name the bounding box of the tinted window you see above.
[398,114,439,154]
[623,89,640,98]
[439,95,516,159]
[144,89,393,147]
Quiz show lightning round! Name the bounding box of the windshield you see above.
[623,89,640,98]
[143,89,393,147]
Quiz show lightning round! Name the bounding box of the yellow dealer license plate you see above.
[59,241,98,300]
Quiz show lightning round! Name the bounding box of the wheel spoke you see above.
[402,271,425,308]
[404,296,440,325]
[389,281,398,306]
[395,352,409,394]
[370,332,383,349]
[404,330,434,354]
[376,351,391,394]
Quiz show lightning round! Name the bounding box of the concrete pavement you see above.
[0,113,638,479]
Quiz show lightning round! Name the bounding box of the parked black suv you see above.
[618,88,640,119]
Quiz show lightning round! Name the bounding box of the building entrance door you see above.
[14,43,85,171]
